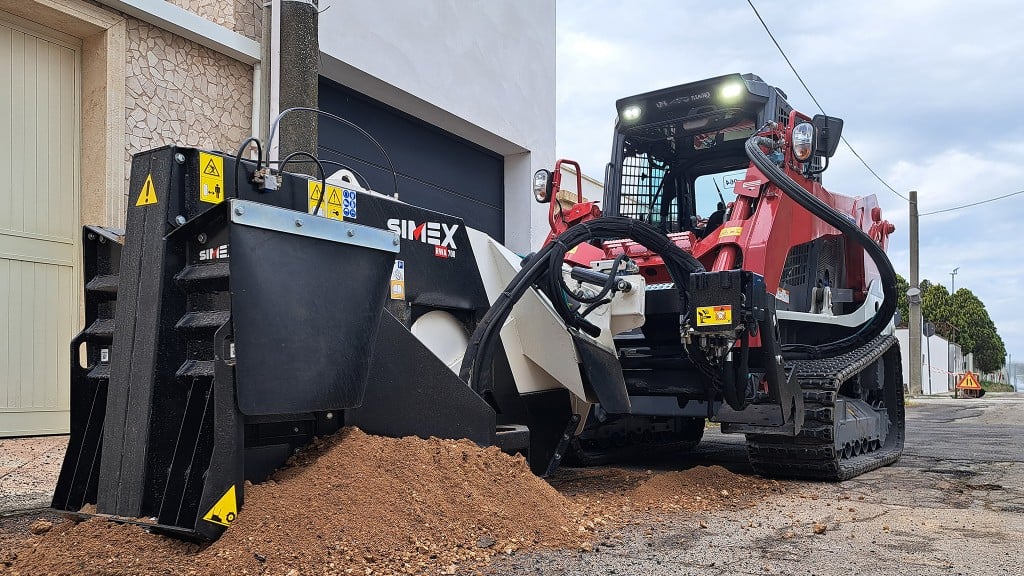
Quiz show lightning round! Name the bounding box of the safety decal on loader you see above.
[325,187,345,221]
[308,181,324,216]
[307,181,345,221]
[136,173,158,206]
[199,152,225,204]
[343,188,357,219]
[390,260,406,300]
[696,305,732,326]
[202,485,238,528]
[718,226,743,239]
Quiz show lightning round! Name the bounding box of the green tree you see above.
[895,274,909,327]
[920,283,952,337]
[896,277,1006,372]
[950,289,1006,372]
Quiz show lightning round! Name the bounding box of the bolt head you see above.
[347,229,355,237]
[197,233,208,244]
[234,205,245,216]
[393,236,400,246]
[174,152,186,164]
[175,215,186,225]
[326,412,334,420]
[295,219,304,227]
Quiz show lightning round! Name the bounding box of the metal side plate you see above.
[228,198,399,253]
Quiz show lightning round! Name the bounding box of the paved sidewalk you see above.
[0,436,68,513]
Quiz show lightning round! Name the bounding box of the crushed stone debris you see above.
[26,521,52,536]
[2,429,785,575]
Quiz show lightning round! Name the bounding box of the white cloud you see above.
[887,149,1024,220]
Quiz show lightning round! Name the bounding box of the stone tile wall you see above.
[165,0,263,40]
[233,0,262,41]
[123,18,254,213]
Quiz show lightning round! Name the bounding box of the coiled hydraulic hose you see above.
[459,217,705,396]
[744,137,897,360]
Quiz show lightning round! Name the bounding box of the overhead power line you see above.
[745,0,910,202]
[919,189,1024,216]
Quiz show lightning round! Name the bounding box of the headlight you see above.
[533,169,553,203]
[792,122,814,162]
[720,82,743,100]
[621,105,642,122]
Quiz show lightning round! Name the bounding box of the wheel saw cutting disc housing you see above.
[410,310,470,372]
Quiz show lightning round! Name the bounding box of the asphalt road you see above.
[493,393,1024,576]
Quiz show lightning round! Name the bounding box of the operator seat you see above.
[698,202,727,238]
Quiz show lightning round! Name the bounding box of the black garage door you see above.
[318,78,505,241]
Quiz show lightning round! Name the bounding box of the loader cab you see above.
[603,73,793,233]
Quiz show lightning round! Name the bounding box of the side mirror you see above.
[811,114,844,158]
[533,169,554,203]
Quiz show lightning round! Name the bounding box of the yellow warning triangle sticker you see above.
[956,372,982,389]
[202,485,238,527]
[328,188,341,204]
[136,173,158,206]
[203,157,221,177]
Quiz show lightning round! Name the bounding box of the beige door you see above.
[0,13,80,436]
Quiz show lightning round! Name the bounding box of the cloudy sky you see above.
[556,0,1024,384]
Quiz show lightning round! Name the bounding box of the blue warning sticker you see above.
[343,189,358,219]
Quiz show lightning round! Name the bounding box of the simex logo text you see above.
[199,243,229,261]
[386,219,459,258]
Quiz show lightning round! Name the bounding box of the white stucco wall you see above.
[896,329,964,395]
[559,164,605,203]
[318,0,556,253]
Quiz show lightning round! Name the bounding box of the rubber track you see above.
[745,333,905,481]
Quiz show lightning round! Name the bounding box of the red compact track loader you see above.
[531,73,902,476]
[52,73,901,541]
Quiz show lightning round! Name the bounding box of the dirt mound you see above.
[4,428,590,576]
[3,433,787,575]
[631,465,784,511]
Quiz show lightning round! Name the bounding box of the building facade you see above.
[895,329,973,395]
[0,0,555,436]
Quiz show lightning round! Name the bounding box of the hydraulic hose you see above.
[744,137,897,360]
[459,217,705,397]
[559,254,628,305]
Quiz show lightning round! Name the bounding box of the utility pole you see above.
[276,0,320,176]
[908,190,922,395]
[949,266,959,381]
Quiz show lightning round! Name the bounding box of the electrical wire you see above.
[233,137,262,196]
[745,0,909,202]
[919,189,1024,216]
[266,158,373,191]
[277,151,327,214]
[749,1,1023,216]
[266,107,400,198]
